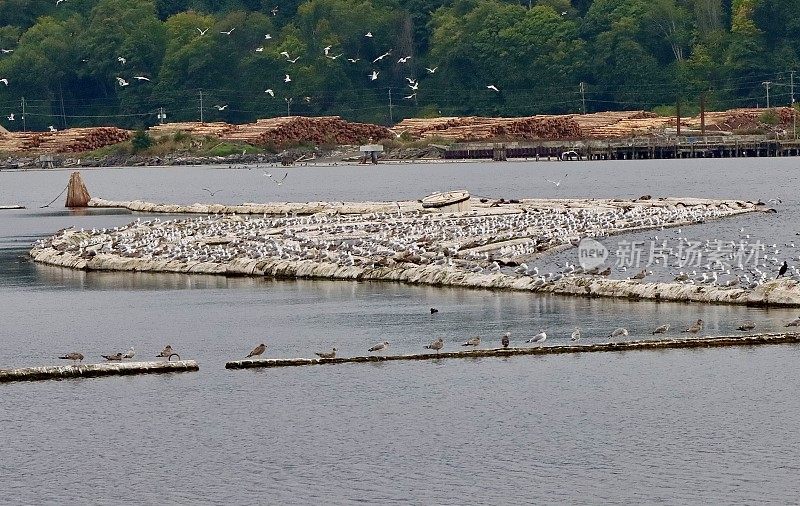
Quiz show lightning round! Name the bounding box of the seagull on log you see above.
[122,347,135,359]
[527,331,547,344]
[157,345,174,357]
[652,324,669,335]
[246,343,267,358]
[59,352,84,363]
[102,352,123,361]
[462,336,480,347]
[683,319,704,334]
[369,341,389,353]
[315,348,337,359]
[501,332,510,348]
[425,338,444,353]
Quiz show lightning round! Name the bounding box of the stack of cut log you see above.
[0,128,131,154]
[392,116,581,141]
[685,107,796,133]
[148,122,237,138]
[220,116,392,146]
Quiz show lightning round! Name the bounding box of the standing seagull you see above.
[122,347,135,359]
[571,328,581,341]
[369,341,389,353]
[652,324,670,335]
[315,348,337,359]
[778,261,789,278]
[102,352,123,361]
[527,331,547,344]
[608,328,628,338]
[425,338,444,354]
[501,332,510,348]
[157,345,174,358]
[683,319,704,334]
[462,336,480,347]
[59,352,84,363]
[246,343,267,358]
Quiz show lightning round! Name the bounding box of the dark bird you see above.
[246,343,267,358]
[59,352,84,363]
[737,321,755,331]
[202,188,221,196]
[683,319,704,334]
[430,307,439,314]
[315,348,337,359]
[102,353,123,361]
[501,332,510,348]
[424,338,444,353]
[778,261,788,278]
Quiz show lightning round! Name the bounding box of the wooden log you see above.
[65,171,90,208]
[0,360,199,383]
[0,205,25,210]
[225,333,800,369]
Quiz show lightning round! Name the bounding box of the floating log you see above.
[0,205,25,210]
[0,360,199,383]
[65,171,90,208]
[226,333,800,369]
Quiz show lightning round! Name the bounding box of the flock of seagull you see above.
[59,345,177,363]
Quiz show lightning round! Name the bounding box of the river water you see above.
[1,159,799,503]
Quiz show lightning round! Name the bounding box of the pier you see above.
[225,333,800,369]
[444,135,800,161]
[0,360,199,383]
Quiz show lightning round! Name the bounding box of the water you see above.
[1,159,800,503]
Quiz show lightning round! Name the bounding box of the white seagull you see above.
[404,93,417,99]
[397,56,411,63]
[255,47,264,52]
[286,56,300,63]
[0,48,13,53]
[0,78,8,86]
[546,173,568,187]
[486,84,499,92]
[373,51,391,63]
[570,328,581,341]
[220,27,235,35]
[133,76,150,81]
[265,89,274,96]
[117,56,126,64]
[7,113,14,121]
[365,31,373,38]
[369,70,379,81]
[264,34,272,39]
[284,74,291,82]
[526,331,547,344]
[116,77,129,86]
[425,66,438,73]
[323,45,332,55]
[214,104,228,110]
[347,57,360,63]
[197,27,209,35]
[48,125,57,132]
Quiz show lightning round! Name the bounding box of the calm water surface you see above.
[1,159,799,503]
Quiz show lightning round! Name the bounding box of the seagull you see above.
[0,78,7,86]
[737,321,755,331]
[265,34,272,39]
[408,82,419,91]
[7,113,14,121]
[133,76,150,81]
[652,324,670,335]
[369,341,389,352]
[59,352,84,363]
[373,51,391,63]
[246,343,267,358]
[785,316,800,327]
[280,51,290,58]
[527,331,547,344]
[315,348,337,359]
[608,327,628,338]
[255,47,264,52]
[683,319,704,334]
[486,84,499,92]
[116,77,129,86]
[214,104,228,110]
[48,125,57,132]
[267,172,288,185]
[404,93,417,100]
[326,53,344,60]
[778,261,788,278]
[265,89,274,96]
[425,67,438,73]
[571,328,582,341]
[546,174,568,187]
[462,336,480,347]
[117,56,126,64]
[324,45,332,56]
[501,332,510,348]
[270,5,278,15]
[102,352,123,361]
[365,31,373,38]
[156,345,174,357]
[369,70,379,81]
[397,56,411,63]
[220,27,235,35]
[284,74,291,82]
[202,188,221,196]
[286,56,300,63]
[425,338,444,353]
[197,27,209,35]
[122,347,135,359]
[0,48,13,53]
[430,307,439,314]
[347,58,360,63]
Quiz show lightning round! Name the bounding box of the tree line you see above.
[0,0,797,131]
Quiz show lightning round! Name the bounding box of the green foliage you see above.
[0,0,796,129]
[131,129,153,152]
[760,108,779,125]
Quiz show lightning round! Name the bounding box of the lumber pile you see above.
[148,122,237,138]
[221,116,392,146]
[393,116,581,141]
[0,128,131,154]
[684,107,796,133]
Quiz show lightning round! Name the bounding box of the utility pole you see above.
[157,107,166,125]
[284,97,292,117]
[700,92,706,137]
[20,97,26,132]
[388,88,394,125]
[199,89,204,123]
[791,70,796,139]
[579,82,586,114]
[762,81,772,108]
[59,82,66,129]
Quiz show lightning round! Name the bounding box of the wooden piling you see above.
[0,360,199,383]
[65,171,90,208]
[224,333,800,369]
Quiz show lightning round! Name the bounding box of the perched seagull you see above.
[683,319,704,334]
[486,84,499,92]
[784,316,800,327]
[462,336,480,347]
[102,352,123,361]
[220,27,235,35]
[365,31,373,38]
[156,345,174,358]
[284,74,291,82]
[397,56,411,63]
[369,341,389,352]
[609,327,628,338]
[737,321,755,331]
[369,70,379,81]
[373,51,391,63]
[286,56,300,63]
[425,66,438,73]
[117,56,126,64]
[202,188,221,196]
[59,352,84,363]
[347,58,360,63]
[7,113,14,121]
[246,343,267,358]
[652,324,670,335]
[571,328,582,341]
[214,104,228,110]
[526,331,547,344]
[546,174,568,187]
[265,89,274,96]
[404,93,417,100]
[255,47,264,52]
[133,76,150,81]
[122,347,135,359]
[116,77,129,86]
[48,125,57,132]
[315,348,337,359]
[501,332,510,348]
[425,338,444,353]
[197,27,209,35]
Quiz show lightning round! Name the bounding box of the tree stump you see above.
[65,171,90,208]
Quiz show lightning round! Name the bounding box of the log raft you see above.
[0,360,199,383]
[226,333,800,369]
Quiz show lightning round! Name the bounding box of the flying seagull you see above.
[116,77,129,87]
[425,67,438,73]
[117,56,126,64]
[246,343,267,358]
[286,56,300,63]
[369,70,379,81]
[202,188,221,196]
[373,51,391,63]
[7,113,14,121]
[546,174,568,187]
[214,104,228,110]
[267,172,288,185]
[365,31,373,38]
[486,84,499,92]
[265,89,274,96]
[220,27,235,35]
[0,78,7,86]
[284,74,291,82]
[133,76,150,81]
